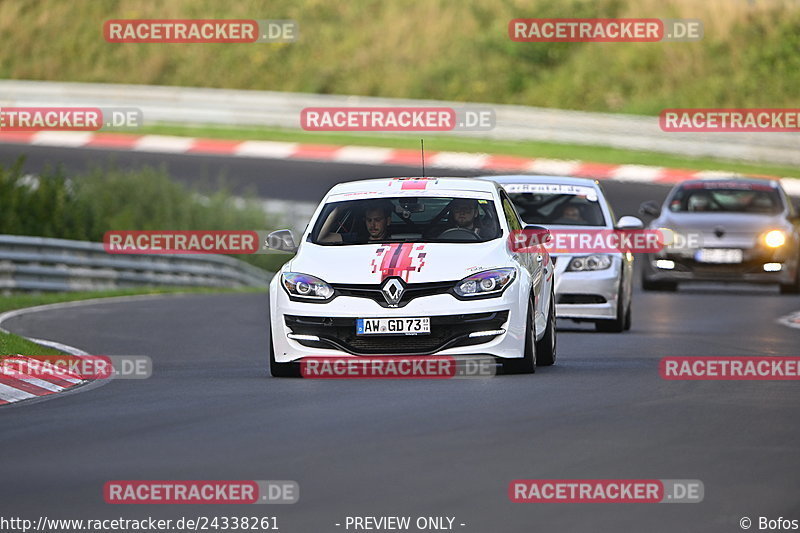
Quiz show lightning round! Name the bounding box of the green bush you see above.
[0,159,290,272]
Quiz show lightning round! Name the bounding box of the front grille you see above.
[666,257,766,276]
[332,280,455,308]
[285,311,509,355]
[558,293,607,304]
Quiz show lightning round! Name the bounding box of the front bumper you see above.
[644,248,798,285]
[285,311,508,355]
[553,256,622,320]
[269,277,529,363]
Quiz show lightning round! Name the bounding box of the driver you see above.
[553,204,586,224]
[440,198,482,237]
[364,201,393,241]
[689,192,712,212]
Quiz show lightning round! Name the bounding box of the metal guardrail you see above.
[1,80,799,165]
[0,235,273,292]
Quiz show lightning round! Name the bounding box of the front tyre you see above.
[269,331,301,378]
[779,258,800,294]
[641,270,677,291]
[623,300,632,331]
[501,298,536,374]
[535,287,557,366]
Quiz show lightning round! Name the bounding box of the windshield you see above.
[505,184,606,226]
[310,196,502,245]
[668,184,783,214]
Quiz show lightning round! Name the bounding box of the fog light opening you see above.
[468,329,505,338]
[763,263,782,272]
[288,333,321,341]
[655,259,675,270]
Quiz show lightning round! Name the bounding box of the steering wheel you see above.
[437,227,480,241]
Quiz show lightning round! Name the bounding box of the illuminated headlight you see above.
[282,272,334,300]
[763,263,782,272]
[454,268,516,298]
[658,227,676,247]
[655,259,675,270]
[566,255,612,272]
[763,230,787,248]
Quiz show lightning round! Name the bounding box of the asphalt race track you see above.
[1,144,799,533]
[0,143,669,212]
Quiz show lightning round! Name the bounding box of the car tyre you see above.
[501,297,536,374]
[779,259,800,294]
[641,272,677,292]
[269,331,301,378]
[535,287,557,366]
[623,300,632,331]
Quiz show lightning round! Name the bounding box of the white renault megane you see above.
[266,177,556,377]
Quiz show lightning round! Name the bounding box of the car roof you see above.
[674,177,781,188]
[325,177,501,196]
[487,174,601,188]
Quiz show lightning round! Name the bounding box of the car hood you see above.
[536,224,617,258]
[654,212,789,247]
[285,241,511,284]
[656,212,787,233]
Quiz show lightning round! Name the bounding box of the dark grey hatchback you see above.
[639,178,800,293]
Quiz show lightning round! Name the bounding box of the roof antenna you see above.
[420,139,426,178]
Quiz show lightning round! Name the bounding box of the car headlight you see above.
[566,254,612,272]
[658,227,676,247]
[282,272,334,301]
[763,230,787,248]
[453,268,516,298]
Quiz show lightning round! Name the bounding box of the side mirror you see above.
[616,216,644,230]
[523,224,551,244]
[639,201,661,218]
[267,229,298,253]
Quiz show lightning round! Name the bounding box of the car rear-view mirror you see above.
[639,201,661,218]
[267,229,298,253]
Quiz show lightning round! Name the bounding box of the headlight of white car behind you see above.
[566,255,612,272]
[282,272,334,301]
[453,268,516,298]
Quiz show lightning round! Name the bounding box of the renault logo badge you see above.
[381,278,405,306]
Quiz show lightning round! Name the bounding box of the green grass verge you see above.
[3,0,799,115]
[143,123,800,179]
[0,334,64,358]
[0,286,265,356]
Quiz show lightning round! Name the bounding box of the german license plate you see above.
[695,248,743,264]
[356,317,431,335]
